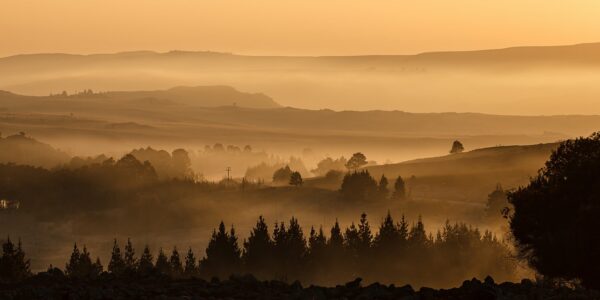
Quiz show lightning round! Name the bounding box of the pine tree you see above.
[392,176,406,200]
[65,243,81,278]
[108,239,125,276]
[184,248,198,277]
[408,216,428,247]
[65,243,101,279]
[378,175,389,199]
[200,222,242,279]
[357,213,372,253]
[374,211,399,249]
[344,223,360,257]
[123,238,137,272]
[308,226,327,256]
[0,237,31,282]
[397,215,409,242]
[155,248,171,275]
[138,245,154,275]
[92,257,103,276]
[169,247,183,277]
[242,216,273,277]
[328,220,344,249]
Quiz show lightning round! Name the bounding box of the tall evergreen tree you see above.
[108,239,125,276]
[138,245,154,275]
[184,248,198,277]
[169,247,183,277]
[65,243,81,278]
[123,238,137,272]
[200,222,242,279]
[408,216,428,247]
[243,216,274,277]
[392,176,406,200]
[378,175,389,199]
[374,211,400,250]
[0,238,31,282]
[357,213,372,254]
[328,220,344,249]
[155,248,171,275]
[308,226,327,256]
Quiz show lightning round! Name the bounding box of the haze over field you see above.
[2,0,600,294]
[3,43,600,114]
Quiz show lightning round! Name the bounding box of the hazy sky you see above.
[2,0,600,57]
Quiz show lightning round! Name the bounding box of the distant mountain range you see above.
[3,43,600,114]
[0,86,598,162]
[0,86,279,109]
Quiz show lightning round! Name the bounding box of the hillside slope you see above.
[365,143,558,203]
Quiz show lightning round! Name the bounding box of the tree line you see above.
[1,213,516,287]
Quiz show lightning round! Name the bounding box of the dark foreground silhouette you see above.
[0,273,597,300]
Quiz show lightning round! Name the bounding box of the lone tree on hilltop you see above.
[345,152,368,170]
[449,140,464,154]
[508,132,600,289]
[289,171,303,187]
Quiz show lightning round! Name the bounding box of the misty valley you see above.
[2,44,600,299]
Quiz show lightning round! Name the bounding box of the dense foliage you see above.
[508,133,600,289]
[3,213,515,287]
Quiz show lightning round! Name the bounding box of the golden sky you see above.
[2,0,600,57]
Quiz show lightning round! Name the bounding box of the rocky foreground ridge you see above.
[0,273,597,300]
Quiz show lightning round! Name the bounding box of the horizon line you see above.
[2,41,600,60]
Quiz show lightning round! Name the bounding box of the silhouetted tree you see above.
[345,152,367,170]
[65,244,102,279]
[273,217,307,280]
[243,216,274,278]
[108,239,125,276]
[289,171,303,186]
[155,248,171,275]
[486,184,509,219]
[450,140,464,154]
[357,213,372,258]
[373,212,401,250]
[272,165,293,184]
[508,133,600,289]
[378,175,389,199]
[392,176,406,200]
[340,170,378,202]
[123,238,137,273]
[0,237,31,282]
[184,248,198,277]
[169,247,183,277]
[138,245,154,275]
[200,222,242,279]
[408,216,429,248]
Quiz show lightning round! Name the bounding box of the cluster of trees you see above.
[129,147,194,180]
[24,213,514,287]
[0,238,31,283]
[0,154,208,223]
[340,171,407,202]
[272,165,303,186]
[311,157,348,176]
[245,157,308,182]
[204,143,253,153]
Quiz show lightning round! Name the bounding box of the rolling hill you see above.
[3,43,600,114]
